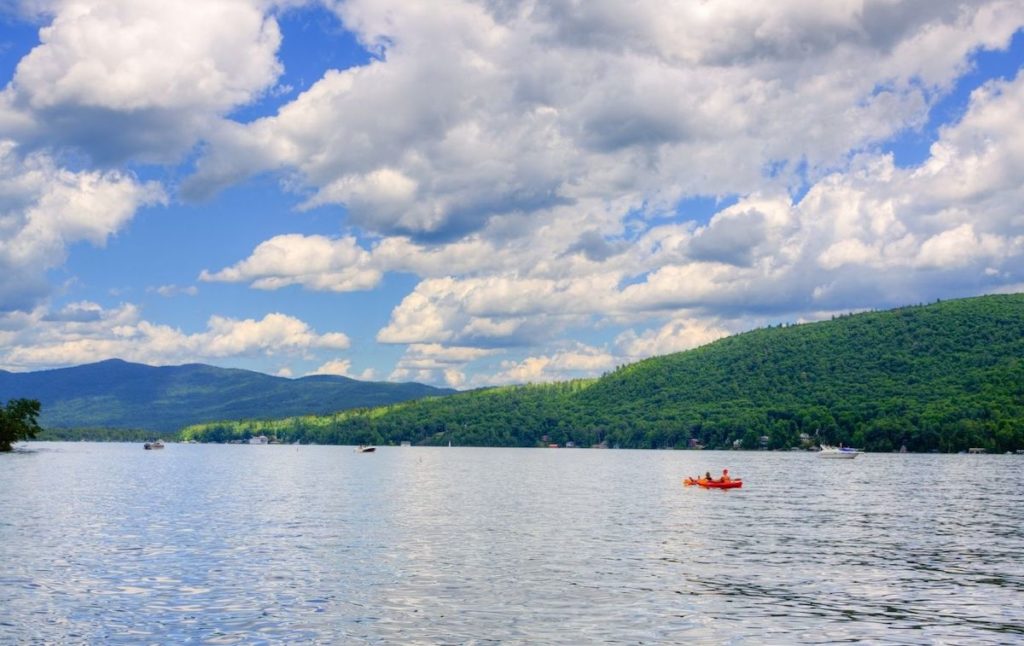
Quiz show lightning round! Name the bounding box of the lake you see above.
[1,443,1022,643]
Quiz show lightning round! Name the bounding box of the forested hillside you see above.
[184,294,1024,452]
[0,359,455,433]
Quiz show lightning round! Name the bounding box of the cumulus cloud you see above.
[187,0,1024,241]
[372,67,1024,349]
[387,343,501,387]
[200,197,637,292]
[485,344,616,386]
[0,303,350,370]
[395,343,500,368]
[309,358,376,380]
[0,140,166,312]
[564,229,630,262]
[310,358,351,376]
[615,317,731,360]
[913,224,1013,269]
[5,1,1023,386]
[2,0,284,162]
[376,273,619,346]
[200,234,381,292]
[688,209,769,267]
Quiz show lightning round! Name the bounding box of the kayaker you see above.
[704,471,712,481]
[719,468,731,483]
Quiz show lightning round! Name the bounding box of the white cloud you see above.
[200,234,381,292]
[182,3,1024,379]
[0,303,350,370]
[387,342,500,386]
[615,317,730,360]
[301,167,426,229]
[13,0,279,111]
[187,0,1024,240]
[4,1,1023,386]
[397,343,500,368]
[0,140,166,312]
[308,358,377,380]
[201,196,639,292]
[374,66,1024,349]
[201,312,349,356]
[310,358,353,376]
[440,368,464,388]
[149,284,199,298]
[2,0,284,162]
[375,279,458,344]
[818,239,882,271]
[913,224,1013,269]
[376,274,616,346]
[485,344,616,386]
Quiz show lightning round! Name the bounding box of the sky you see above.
[0,1,1022,388]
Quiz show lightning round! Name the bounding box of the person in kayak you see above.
[719,468,731,483]
[704,471,712,481]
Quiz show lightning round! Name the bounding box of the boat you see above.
[683,477,743,489]
[356,445,376,453]
[818,444,860,459]
[144,440,165,450]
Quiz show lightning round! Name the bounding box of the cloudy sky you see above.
[0,1,1022,387]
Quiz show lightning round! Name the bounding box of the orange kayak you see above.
[684,477,743,489]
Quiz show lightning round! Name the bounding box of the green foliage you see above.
[0,398,42,451]
[36,427,170,443]
[184,294,1024,453]
[0,359,455,432]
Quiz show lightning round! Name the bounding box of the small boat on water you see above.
[683,477,743,489]
[356,445,376,453]
[818,444,860,459]
[144,440,165,450]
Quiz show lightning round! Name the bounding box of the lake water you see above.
[1,443,1022,644]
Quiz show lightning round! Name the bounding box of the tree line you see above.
[182,295,1024,453]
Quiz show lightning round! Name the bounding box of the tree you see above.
[0,399,42,452]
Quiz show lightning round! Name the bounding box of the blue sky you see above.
[1,1,1023,387]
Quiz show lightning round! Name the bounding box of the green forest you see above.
[0,359,454,433]
[36,427,160,443]
[182,294,1024,453]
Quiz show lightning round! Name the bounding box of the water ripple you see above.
[1,443,1022,643]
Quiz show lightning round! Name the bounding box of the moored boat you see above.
[144,439,165,450]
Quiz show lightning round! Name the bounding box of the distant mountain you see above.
[185,294,1024,453]
[0,359,456,433]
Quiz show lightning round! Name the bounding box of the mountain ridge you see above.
[0,359,456,432]
[184,294,1024,452]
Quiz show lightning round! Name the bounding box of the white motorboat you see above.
[818,444,860,459]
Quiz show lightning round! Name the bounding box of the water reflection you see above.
[0,443,1021,643]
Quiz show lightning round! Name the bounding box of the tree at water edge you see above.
[0,399,42,451]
